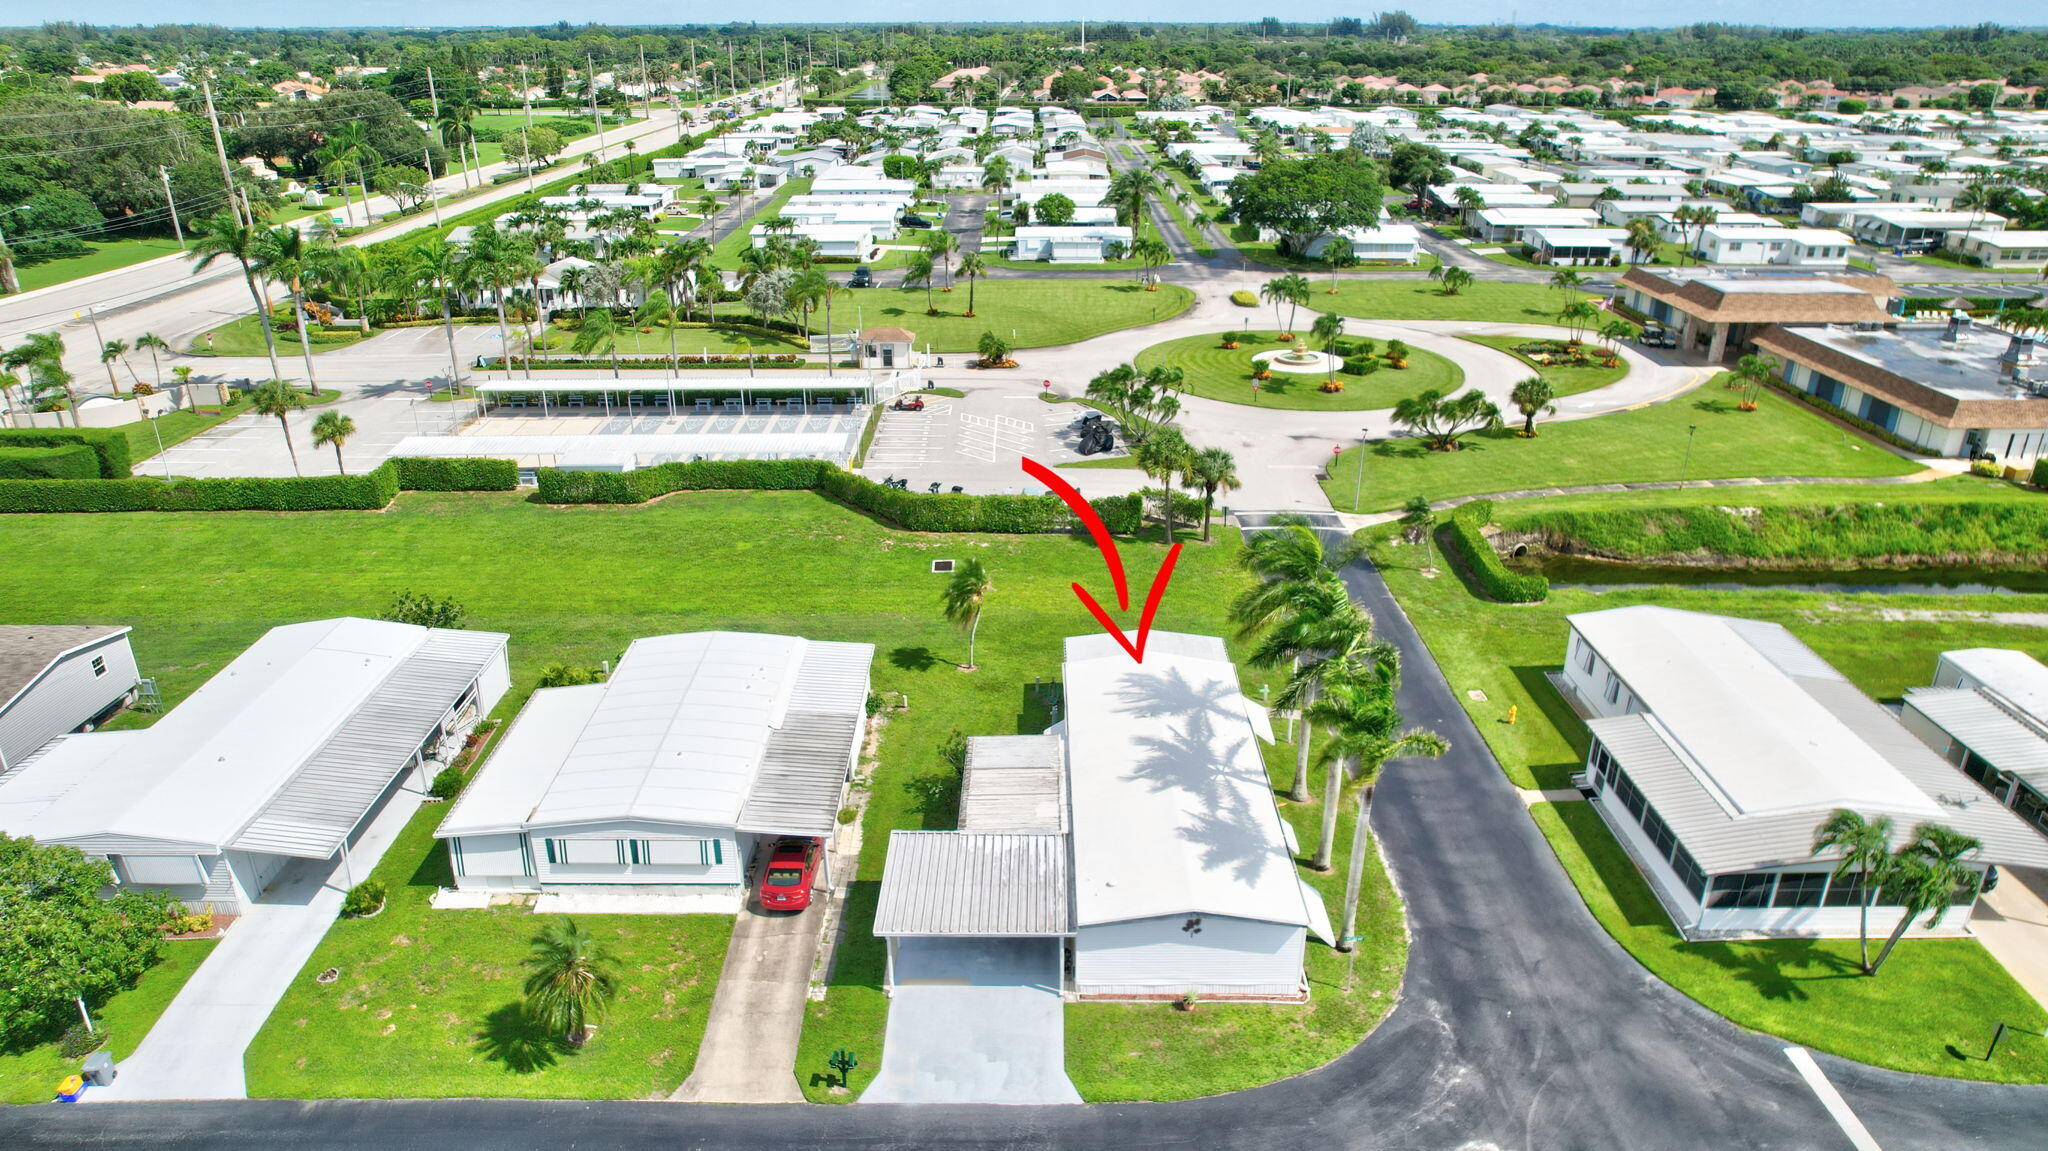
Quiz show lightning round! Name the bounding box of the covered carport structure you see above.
[471,370,918,419]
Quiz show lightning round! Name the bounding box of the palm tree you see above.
[1134,424,1193,543]
[1549,268,1584,299]
[522,917,618,1045]
[98,340,130,392]
[255,226,324,394]
[786,268,831,343]
[248,378,308,476]
[1598,319,1635,352]
[406,243,468,393]
[956,251,986,317]
[189,212,285,385]
[1184,446,1240,541]
[571,306,621,377]
[1399,496,1437,571]
[904,251,938,315]
[311,409,355,474]
[1731,353,1778,407]
[317,121,380,226]
[1261,273,1311,336]
[1312,312,1346,387]
[1812,809,1897,974]
[1625,217,1660,265]
[1438,266,1474,294]
[1131,235,1171,286]
[940,558,993,671]
[1267,583,1387,870]
[632,292,680,378]
[134,333,170,391]
[1230,516,1361,803]
[1559,299,1600,343]
[1,333,78,426]
[1510,376,1557,437]
[1869,824,1982,977]
[1310,659,1446,944]
[1322,236,1355,294]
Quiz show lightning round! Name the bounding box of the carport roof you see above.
[874,831,1072,936]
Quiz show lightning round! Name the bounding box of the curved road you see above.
[9,526,2046,1148]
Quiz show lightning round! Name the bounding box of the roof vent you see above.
[931,560,955,574]
[1942,310,1972,345]
[1999,333,2037,369]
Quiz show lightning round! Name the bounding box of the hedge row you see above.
[0,443,100,481]
[1443,500,1549,602]
[0,427,132,478]
[2035,458,2048,489]
[534,458,1144,535]
[0,458,513,514]
[1764,379,1923,456]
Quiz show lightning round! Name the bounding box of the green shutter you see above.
[712,839,723,865]
[544,839,556,864]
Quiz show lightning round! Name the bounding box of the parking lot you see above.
[857,377,1139,495]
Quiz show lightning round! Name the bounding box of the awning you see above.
[874,831,1073,937]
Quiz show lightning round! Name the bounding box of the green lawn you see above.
[541,315,805,355]
[1227,225,1439,275]
[0,940,218,1104]
[12,237,187,294]
[847,280,1194,352]
[1366,512,2048,1084]
[1134,329,1462,411]
[1311,280,1579,324]
[188,311,371,358]
[708,178,814,268]
[117,394,255,463]
[1322,377,1923,513]
[1457,333,1631,399]
[245,804,733,1099]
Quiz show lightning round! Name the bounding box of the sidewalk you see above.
[1973,866,2048,1012]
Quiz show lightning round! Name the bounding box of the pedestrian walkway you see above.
[1972,866,2048,1012]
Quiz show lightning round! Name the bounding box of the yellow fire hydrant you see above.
[1507,704,1519,726]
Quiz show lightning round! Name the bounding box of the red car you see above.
[758,837,822,911]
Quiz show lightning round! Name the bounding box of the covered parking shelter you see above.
[472,370,917,418]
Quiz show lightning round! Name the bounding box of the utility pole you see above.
[201,78,246,228]
[159,165,186,249]
[520,61,534,129]
[587,54,605,161]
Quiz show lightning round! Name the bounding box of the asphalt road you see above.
[10,518,2047,1147]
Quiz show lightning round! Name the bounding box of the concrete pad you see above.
[533,887,743,915]
[1974,866,2048,1011]
[859,938,1080,1105]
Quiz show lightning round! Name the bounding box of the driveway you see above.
[85,777,427,1101]
[860,938,1079,1105]
[671,841,826,1103]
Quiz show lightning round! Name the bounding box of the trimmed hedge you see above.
[0,443,100,480]
[535,458,1145,535]
[1443,500,1549,602]
[2034,458,2048,489]
[1764,378,1923,456]
[0,427,132,478]
[390,457,518,492]
[0,457,514,514]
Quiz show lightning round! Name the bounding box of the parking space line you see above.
[1783,1047,1882,1151]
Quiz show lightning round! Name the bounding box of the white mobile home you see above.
[1562,606,2048,940]
[436,631,872,899]
[0,619,509,914]
[1901,649,2048,837]
[1009,225,1131,263]
[0,625,138,774]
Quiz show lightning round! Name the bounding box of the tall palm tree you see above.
[1399,495,1438,571]
[787,268,831,342]
[1261,580,1382,856]
[1131,235,1171,286]
[522,917,619,1045]
[1869,824,1982,977]
[921,229,958,289]
[1,333,78,426]
[571,306,622,378]
[189,212,285,385]
[1812,809,1896,975]
[940,558,993,671]
[1548,267,1584,299]
[904,251,938,315]
[1184,446,1240,541]
[1231,516,1363,803]
[1312,312,1346,387]
[1134,424,1192,543]
[255,226,325,394]
[956,251,986,317]
[247,378,308,476]
[133,333,170,391]
[406,242,468,393]
[319,121,380,225]
[311,409,355,474]
[1558,299,1599,342]
[98,340,130,392]
[1311,658,1446,946]
[1624,217,1660,265]
[1510,376,1557,437]
[632,291,680,378]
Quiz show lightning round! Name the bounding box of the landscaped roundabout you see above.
[1132,328,1464,410]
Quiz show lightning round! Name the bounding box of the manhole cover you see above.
[1467,689,1488,703]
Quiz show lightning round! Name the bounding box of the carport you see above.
[861,831,1080,1104]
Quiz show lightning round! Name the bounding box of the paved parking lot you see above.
[857,378,1141,495]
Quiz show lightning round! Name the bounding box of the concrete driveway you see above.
[86,777,427,1101]
[859,938,1080,1105]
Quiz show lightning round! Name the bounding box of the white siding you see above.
[476,649,512,717]
[226,849,287,904]
[1075,914,1305,997]
[450,832,533,890]
[0,636,138,770]
[112,850,243,914]
[526,820,744,887]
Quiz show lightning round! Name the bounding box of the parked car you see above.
[1638,325,1670,347]
[848,267,873,288]
[899,214,933,229]
[758,836,822,911]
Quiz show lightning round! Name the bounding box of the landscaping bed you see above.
[1458,333,1630,398]
[1132,329,1461,411]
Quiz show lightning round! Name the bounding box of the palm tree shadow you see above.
[1692,940,1863,1003]
[1113,664,1278,889]
[474,1002,567,1074]
[889,645,940,672]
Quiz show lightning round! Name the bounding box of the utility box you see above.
[80,1051,116,1086]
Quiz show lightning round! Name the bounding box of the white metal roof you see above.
[0,620,505,858]
[1571,606,1934,818]
[1903,688,2048,791]
[872,831,1072,936]
[1943,649,2048,722]
[438,632,871,840]
[387,432,858,465]
[1062,632,1310,929]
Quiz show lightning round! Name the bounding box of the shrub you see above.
[1970,457,2003,478]
[0,443,99,480]
[0,427,132,478]
[429,765,466,800]
[535,663,604,687]
[391,457,518,491]
[2034,458,2048,489]
[341,880,386,917]
[56,1022,106,1059]
[1442,501,1549,602]
[0,457,519,514]
[166,905,214,935]
[1230,290,1258,307]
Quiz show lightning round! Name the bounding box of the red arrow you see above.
[1022,455,1180,663]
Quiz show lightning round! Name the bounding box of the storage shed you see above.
[0,625,138,774]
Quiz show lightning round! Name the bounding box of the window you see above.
[1670,847,1709,902]
[644,838,723,866]
[545,839,624,866]
[1822,872,1866,907]
[90,655,107,677]
[1578,637,1597,675]
[1605,672,1622,705]
[1707,873,1775,909]
[1772,872,1828,908]
[1615,772,1645,821]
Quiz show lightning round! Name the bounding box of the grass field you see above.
[117,394,255,463]
[1457,333,1631,398]
[708,178,813,268]
[0,940,218,1104]
[245,805,733,1099]
[1367,516,2048,1084]
[0,490,1402,1102]
[1311,280,1579,324]
[1321,376,1923,513]
[846,280,1194,352]
[13,237,187,294]
[1134,329,1462,411]
[188,307,371,359]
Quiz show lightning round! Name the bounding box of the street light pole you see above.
[150,410,169,478]
[1680,423,1698,483]
[1351,427,1369,510]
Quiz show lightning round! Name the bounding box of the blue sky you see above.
[6,1,2044,29]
